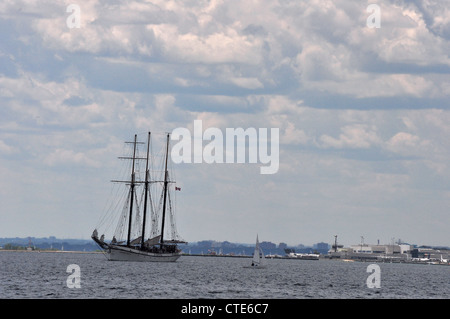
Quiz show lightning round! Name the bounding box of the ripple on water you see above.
[0,253,449,298]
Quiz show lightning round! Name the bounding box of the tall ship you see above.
[92,132,186,262]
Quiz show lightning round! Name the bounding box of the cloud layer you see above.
[0,0,449,246]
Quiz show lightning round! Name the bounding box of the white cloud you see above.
[229,77,264,89]
[320,124,381,149]
[0,140,15,154]
[43,148,100,167]
[387,132,420,149]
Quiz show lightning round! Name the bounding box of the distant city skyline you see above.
[1,1,449,247]
[3,235,449,253]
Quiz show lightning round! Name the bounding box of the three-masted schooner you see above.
[92,132,186,262]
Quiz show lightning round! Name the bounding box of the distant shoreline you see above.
[0,249,103,254]
[2,250,448,266]
[184,253,251,258]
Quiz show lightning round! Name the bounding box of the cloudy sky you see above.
[1,0,449,247]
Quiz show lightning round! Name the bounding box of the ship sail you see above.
[92,132,186,262]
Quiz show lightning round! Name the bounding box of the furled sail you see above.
[145,235,161,246]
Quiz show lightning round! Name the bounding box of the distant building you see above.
[328,243,417,261]
[411,247,450,260]
[349,244,411,254]
[315,242,329,251]
[260,241,277,250]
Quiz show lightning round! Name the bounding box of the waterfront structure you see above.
[327,243,450,264]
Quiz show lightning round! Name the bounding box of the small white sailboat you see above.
[245,235,267,269]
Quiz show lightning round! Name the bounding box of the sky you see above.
[0,0,449,247]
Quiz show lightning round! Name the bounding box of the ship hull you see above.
[107,245,181,262]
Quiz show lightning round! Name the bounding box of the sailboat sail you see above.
[247,235,266,268]
[92,132,186,262]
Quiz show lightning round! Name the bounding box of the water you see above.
[0,251,448,299]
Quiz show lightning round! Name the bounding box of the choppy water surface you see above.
[0,251,448,298]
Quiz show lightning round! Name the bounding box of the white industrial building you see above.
[328,242,450,264]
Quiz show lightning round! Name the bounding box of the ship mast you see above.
[140,132,151,249]
[126,134,138,247]
[160,133,170,245]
